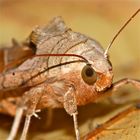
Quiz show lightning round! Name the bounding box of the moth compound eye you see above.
[81,64,97,85]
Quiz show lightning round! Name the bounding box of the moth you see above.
[0,9,139,140]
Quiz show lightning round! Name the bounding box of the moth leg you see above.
[20,111,40,140]
[112,78,140,91]
[73,112,80,140]
[20,86,44,140]
[45,108,53,128]
[103,78,140,100]
[64,86,80,140]
[20,115,31,140]
[7,107,24,140]
[7,85,44,140]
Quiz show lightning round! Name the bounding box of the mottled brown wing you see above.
[0,39,34,72]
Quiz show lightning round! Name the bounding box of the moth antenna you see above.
[33,53,89,63]
[104,8,140,58]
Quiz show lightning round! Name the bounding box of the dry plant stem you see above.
[7,108,24,140]
[82,105,140,140]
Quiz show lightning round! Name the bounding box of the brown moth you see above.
[0,9,139,140]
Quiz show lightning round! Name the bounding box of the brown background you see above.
[0,0,140,140]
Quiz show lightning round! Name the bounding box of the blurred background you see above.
[0,0,140,140]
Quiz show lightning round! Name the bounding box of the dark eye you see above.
[81,64,97,85]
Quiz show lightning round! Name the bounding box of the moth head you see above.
[81,57,113,92]
[81,64,97,85]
